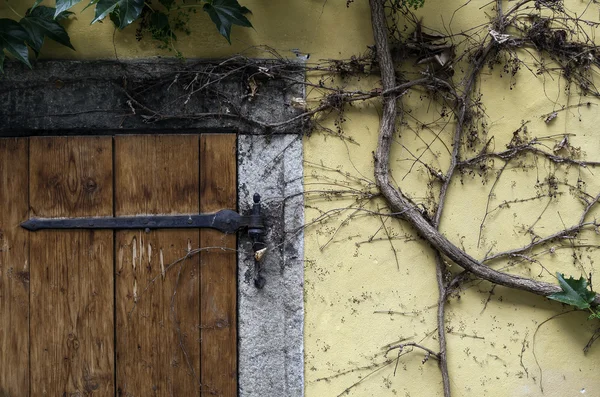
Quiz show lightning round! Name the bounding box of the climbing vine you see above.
[2,0,600,395]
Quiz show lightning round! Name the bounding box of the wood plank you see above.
[200,134,237,397]
[29,136,114,395]
[0,138,30,397]
[115,135,200,396]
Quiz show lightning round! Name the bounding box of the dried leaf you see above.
[291,97,307,110]
[545,112,558,123]
[553,135,569,153]
[254,247,267,262]
[489,29,511,44]
[248,77,258,97]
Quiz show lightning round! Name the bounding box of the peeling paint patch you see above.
[160,248,165,280]
[132,236,137,271]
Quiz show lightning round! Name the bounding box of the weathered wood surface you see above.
[29,137,115,395]
[115,135,201,396]
[0,139,30,396]
[200,135,237,397]
[0,134,238,396]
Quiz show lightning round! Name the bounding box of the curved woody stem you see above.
[368,0,600,396]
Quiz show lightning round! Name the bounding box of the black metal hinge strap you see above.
[21,193,268,288]
[21,194,265,236]
[21,210,255,234]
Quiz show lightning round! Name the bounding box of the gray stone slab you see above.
[0,59,306,135]
[238,134,304,397]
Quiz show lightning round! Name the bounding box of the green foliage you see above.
[54,0,85,17]
[57,0,252,40]
[203,0,252,44]
[30,0,44,11]
[0,18,31,68]
[136,9,182,58]
[548,273,596,310]
[1,0,253,73]
[92,0,144,30]
[20,6,74,56]
[0,5,74,71]
[149,12,175,40]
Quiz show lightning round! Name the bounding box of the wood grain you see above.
[29,136,114,395]
[0,138,30,397]
[200,134,237,397]
[115,135,201,396]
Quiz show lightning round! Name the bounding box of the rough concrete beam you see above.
[0,60,306,135]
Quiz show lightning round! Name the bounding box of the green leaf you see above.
[54,0,84,18]
[109,9,121,28]
[0,18,32,69]
[92,0,122,26]
[20,6,74,56]
[92,0,144,30]
[31,0,45,12]
[203,0,252,43]
[548,273,597,310]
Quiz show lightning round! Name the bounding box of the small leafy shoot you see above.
[149,12,176,42]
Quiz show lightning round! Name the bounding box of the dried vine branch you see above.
[369,0,600,395]
[369,0,600,305]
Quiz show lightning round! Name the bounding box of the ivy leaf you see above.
[20,6,75,56]
[31,0,45,12]
[54,0,84,18]
[203,0,252,43]
[0,18,32,70]
[548,273,597,310]
[109,9,121,28]
[92,0,144,30]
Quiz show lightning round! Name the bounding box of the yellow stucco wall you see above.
[2,1,600,396]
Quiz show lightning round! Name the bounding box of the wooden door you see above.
[0,134,237,397]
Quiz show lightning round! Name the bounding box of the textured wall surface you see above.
[2,0,600,396]
[0,60,305,134]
